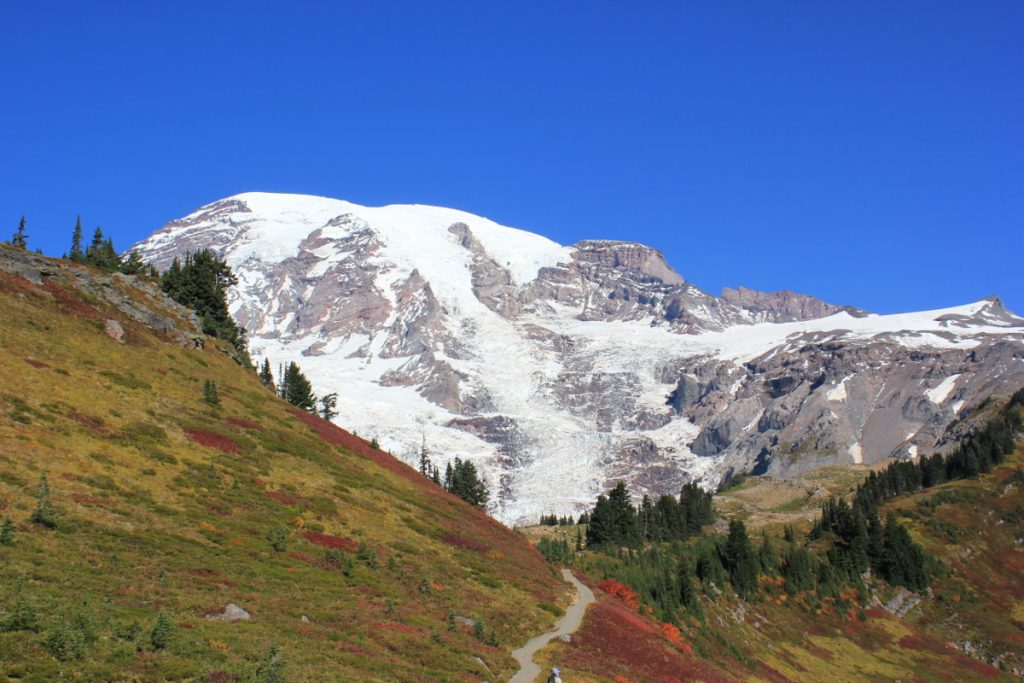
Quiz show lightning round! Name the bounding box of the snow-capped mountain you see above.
[132,192,1024,524]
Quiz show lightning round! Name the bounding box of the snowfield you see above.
[132,193,1024,524]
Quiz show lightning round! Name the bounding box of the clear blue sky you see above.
[2,1,1021,314]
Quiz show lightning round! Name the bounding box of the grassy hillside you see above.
[0,246,567,682]
[522,404,1024,682]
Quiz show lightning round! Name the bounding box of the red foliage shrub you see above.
[897,635,1001,677]
[443,533,490,553]
[71,493,107,506]
[598,580,641,612]
[300,531,358,551]
[184,428,239,454]
[69,411,109,436]
[264,490,304,506]
[225,417,263,431]
[204,672,241,683]
[658,622,693,655]
[566,598,730,683]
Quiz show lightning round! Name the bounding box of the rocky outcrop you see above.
[721,286,863,322]
[0,246,203,349]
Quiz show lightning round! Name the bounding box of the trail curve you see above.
[509,568,595,683]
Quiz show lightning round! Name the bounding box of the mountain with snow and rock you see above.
[131,192,1024,524]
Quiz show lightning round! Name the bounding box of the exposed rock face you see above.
[0,246,203,348]
[130,193,1024,524]
[721,286,864,322]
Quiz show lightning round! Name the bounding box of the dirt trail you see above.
[509,567,595,683]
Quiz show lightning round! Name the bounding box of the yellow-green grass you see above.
[0,253,567,681]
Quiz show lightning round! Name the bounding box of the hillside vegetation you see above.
[0,246,567,682]
[523,397,1024,682]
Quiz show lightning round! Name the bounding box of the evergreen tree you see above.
[119,250,147,275]
[203,379,221,406]
[69,216,84,261]
[84,227,121,271]
[724,519,759,599]
[318,392,338,421]
[418,438,432,477]
[259,358,275,389]
[10,216,28,249]
[444,458,489,506]
[29,473,57,529]
[279,362,316,411]
[160,250,248,359]
[149,611,174,651]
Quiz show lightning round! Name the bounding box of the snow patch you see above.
[925,374,961,404]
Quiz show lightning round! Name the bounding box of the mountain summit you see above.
[133,193,1024,523]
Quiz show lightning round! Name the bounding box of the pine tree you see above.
[149,611,174,650]
[724,519,759,599]
[280,362,316,411]
[0,516,14,545]
[11,216,27,249]
[418,437,432,477]
[203,379,220,406]
[259,359,275,390]
[119,250,147,275]
[319,392,338,421]
[29,474,57,528]
[160,249,248,359]
[444,458,489,506]
[69,216,84,261]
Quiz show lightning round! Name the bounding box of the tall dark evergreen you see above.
[69,216,84,261]
[318,393,338,421]
[279,362,316,412]
[84,227,121,271]
[11,216,28,249]
[160,250,248,359]
[259,358,275,389]
[724,519,759,599]
[444,458,489,506]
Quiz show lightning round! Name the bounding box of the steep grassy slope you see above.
[522,418,1024,682]
[0,246,566,682]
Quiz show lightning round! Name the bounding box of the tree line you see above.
[554,393,1023,627]
[585,481,714,550]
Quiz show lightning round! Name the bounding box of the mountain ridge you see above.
[131,193,1024,524]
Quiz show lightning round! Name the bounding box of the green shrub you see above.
[149,610,174,650]
[267,526,288,552]
[0,516,14,545]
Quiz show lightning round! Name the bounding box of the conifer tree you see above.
[280,362,316,411]
[418,437,432,477]
[724,519,759,599]
[318,393,338,421]
[149,611,174,651]
[11,216,28,249]
[69,216,84,261]
[203,379,220,406]
[29,474,57,528]
[258,358,275,390]
[160,250,248,359]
